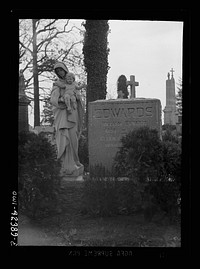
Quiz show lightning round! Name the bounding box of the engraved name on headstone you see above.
[88,98,161,172]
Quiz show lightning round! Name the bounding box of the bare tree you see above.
[19,19,85,127]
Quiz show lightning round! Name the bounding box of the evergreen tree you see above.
[82,20,110,123]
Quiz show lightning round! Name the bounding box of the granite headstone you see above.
[88,98,162,173]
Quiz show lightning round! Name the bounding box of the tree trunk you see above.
[32,19,40,127]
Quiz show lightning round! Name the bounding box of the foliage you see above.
[117,75,129,99]
[82,20,110,126]
[151,138,181,221]
[18,131,62,219]
[82,176,118,216]
[112,126,181,222]
[113,127,163,181]
[176,77,182,116]
[81,162,143,217]
[162,124,182,145]
[82,176,143,217]
[161,139,181,184]
[41,96,55,125]
[162,124,176,132]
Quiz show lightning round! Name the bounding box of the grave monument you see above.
[163,68,179,125]
[117,75,129,99]
[127,75,139,98]
[19,70,30,132]
[88,75,162,173]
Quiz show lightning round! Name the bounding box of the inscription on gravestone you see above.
[88,98,161,172]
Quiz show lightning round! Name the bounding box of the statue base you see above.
[60,164,84,181]
[61,175,84,182]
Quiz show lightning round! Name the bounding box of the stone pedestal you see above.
[164,71,178,125]
[19,95,30,133]
[60,164,84,178]
[61,175,84,182]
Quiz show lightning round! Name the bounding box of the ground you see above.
[20,214,181,247]
[18,178,181,247]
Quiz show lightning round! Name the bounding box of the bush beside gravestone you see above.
[79,126,181,221]
[113,126,181,223]
[18,131,62,219]
[149,139,181,222]
[113,126,163,181]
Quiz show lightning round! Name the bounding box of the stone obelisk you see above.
[163,69,178,125]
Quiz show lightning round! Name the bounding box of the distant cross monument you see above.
[170,68,175,78]
[127,75,139,98]
[163,68,178,125]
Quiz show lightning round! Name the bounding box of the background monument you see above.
[163,68,178,125]
[88,75,162,173]
[19,70,30,132]
[127,75,139,99]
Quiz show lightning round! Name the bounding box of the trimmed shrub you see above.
[113,127,163,181]
[112,126,181,223]
[149,139,181,222]
[18,131,62,219]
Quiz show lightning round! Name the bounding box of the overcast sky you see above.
[106,20,183,120]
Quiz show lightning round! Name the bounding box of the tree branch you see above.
[19,40,33,55]
[21,58,33,74]
[37,32,59,51]
[19,49,26,59]
[36,21,76,52]
[61,40,82,61]
[37,19,57,35]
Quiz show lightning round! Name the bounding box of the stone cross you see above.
[127,75,139,98]
[170,68,175,78]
